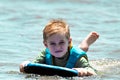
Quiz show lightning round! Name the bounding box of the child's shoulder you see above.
[37,49,46,56]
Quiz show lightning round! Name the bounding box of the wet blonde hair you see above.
[43,19,70,41]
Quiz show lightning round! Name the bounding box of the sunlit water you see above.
[0,0,120,80]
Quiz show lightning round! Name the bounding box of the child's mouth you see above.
[55,50,63,53]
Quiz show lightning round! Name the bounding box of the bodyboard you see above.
[24,62,78,77]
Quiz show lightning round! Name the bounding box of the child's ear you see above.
[43,41,48,47]
[69,38,72,43]
[68,38,72,48]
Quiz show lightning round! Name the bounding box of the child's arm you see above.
[19,50,46,73]
[73,57,97,76]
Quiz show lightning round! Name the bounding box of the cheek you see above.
[47,45,55,51]
[63,43,69,50]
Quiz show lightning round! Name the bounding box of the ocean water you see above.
[0,0,120,80]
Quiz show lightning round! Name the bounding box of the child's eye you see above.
[59,41,65,45]
[50,43,56,45]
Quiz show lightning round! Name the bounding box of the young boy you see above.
[20,20,99,77]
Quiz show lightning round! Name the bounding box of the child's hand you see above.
[72,68,96,77]
[19,61,30,73]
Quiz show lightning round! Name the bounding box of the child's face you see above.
[44,33,71,58]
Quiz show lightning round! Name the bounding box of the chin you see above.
[54,55,63,58]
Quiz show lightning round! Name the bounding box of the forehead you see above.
[47,33,68,42]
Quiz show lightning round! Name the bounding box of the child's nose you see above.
[55,44,61,50]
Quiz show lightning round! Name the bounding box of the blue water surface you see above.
[0,0,120,80]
